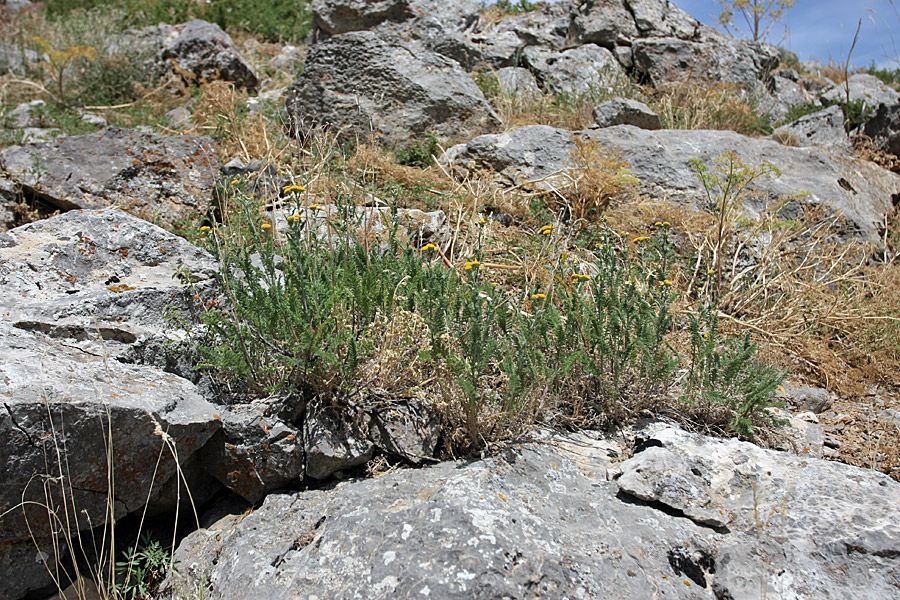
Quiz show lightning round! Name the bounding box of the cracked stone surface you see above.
[161,425,900,600]
[0,128,218,228]
[0,209,223,599]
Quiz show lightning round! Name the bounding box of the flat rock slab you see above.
[616,427,900,599]
[442,124,900,242]
[0,209,218,364]
[163,437,718,600]
[163,426,900,600]
[0,128,218,227]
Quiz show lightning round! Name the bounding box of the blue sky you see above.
[674,0,900,69]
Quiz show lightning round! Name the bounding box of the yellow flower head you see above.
[477,218,486,225]
[571,273,591,283]
[663,221,671,227]
[199,225,210,232]
[283,184,306,194]
[421,243,438,252]
[596,243,603,249]
[531,293,546,300]
[261,223,272,230]
[632,236,651,243]
[230,178,239,185]
[662,279,673,286]
[464,260,481,271]
[539,225,553,235]
[287,214,303,222]
[707,269,715,275]
[654,221,663,227]
[308,204,319,210]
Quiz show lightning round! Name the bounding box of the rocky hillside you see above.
[1,1,899,599]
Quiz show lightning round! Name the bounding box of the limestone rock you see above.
[633,32,779,87]
[820,73,900,110]
[773,105,852,152]
[862,101,900,158]
[311,0,482,38]
[616,426,900,599]
[0,323,221,599]
[627,0,702,39]
[3,100,47,129]
[162,19,258,88]
[494,66,542,97]
[304,402,374,479]
[271,204,452,250]
[200,395,306,504]
[285,31,501,145]
[162,436,717,599]
[571,0,640,45]
[592,97,660,129]
[163,426,900,600]
[762,74,818,122]
[444,124,899,242]
[440,125,577,190]
[0,209,219,378]
[0,128,219,228]
[523,43,625,96]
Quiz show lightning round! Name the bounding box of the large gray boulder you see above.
[442,124,900,241]
[820,73,900,110]
[285,31,501,145]
[162,425,900,600]
[494,66,542,97]
[0,323,222,600]
[633,31,780,87]
[773,105,852,152]
[616,426,900,598]
[592,97,661,129]
[522,43,625,96]
[626,0,702,38]
[0,208,218,370]
[0,209,226,598]
[311,0,482,38]
[0,128,219,228]
[862,101,900,158]
[162,19,259,88]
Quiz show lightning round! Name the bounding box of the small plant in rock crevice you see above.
[114,532,171,600]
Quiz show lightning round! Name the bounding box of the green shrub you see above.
[114,532,171,600]
[196,187,785,448]
[45,0,312,43]
[868,63,900,87]
[395,132,441,168]
[682,305,786,436]
[779,101,823,125]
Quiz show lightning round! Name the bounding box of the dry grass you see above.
[652,81,772,135]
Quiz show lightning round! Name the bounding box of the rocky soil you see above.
[1,0,900,599]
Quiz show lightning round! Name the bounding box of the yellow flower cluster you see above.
[287,214,303,223]
[571,273,591,283]
[261,223,272,230]
[283,184,306,194]
[632,236,651,243]
[421,243,438,252]
[200,225,210,232]
[464,261,481,271]
[539,225,553,235]
[531,293,546,300]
